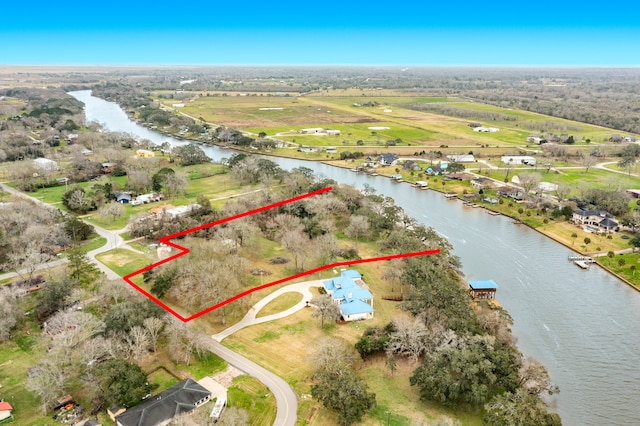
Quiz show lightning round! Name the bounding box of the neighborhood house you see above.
[377,153,399,166]
[113,379,211,426]
[572,209,619,232]
[322,270,374,321]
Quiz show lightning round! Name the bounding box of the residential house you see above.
[572,209,619,232]
[377,153,399,166]
[470,177,494,190]
[403,160,421,171]
[496,186,524,201]
[425,165,444,176]
[114,379,211,426]
[322,270,374,322]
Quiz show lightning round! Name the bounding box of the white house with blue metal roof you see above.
[322,270,374,321]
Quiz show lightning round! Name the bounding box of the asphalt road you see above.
[205,340,298,426]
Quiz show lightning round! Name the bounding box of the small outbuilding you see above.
[468,280,498,300]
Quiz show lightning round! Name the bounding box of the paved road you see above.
[213,279,322,342]
[210,279,323,426]
[205,339,298,426]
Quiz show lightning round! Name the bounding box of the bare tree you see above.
[310,337,357,374]
[27,358,67,414]
[128,326,150,361]
[143,316,165,353]
[519,358,559,396]
[518,172,542,195]
[0,287,23,341]
[163,170,188,198]
[555,183,571,204]
[385,315,428,364]
[98,201,126,223]
[281,228,311,271]
[311,294,342,329]
[582,154,595,173]
[345,215,370,243]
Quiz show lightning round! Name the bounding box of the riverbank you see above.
[322,158,640,292]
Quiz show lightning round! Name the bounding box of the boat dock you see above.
[414,181,428,189]
[568,255,595,269]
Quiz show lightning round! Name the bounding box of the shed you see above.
[468,280,498,300]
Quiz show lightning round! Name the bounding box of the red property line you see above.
[123,186,440,322]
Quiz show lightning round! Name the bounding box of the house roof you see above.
[600,218,619,227]
[0,402,13,411]
[378,153,399,163]
[469,280,499,290]
[339,299,374,316]
[333,286,373,302]
[115,379,210,426]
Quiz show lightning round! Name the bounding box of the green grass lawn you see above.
[95,249,154,277]
[175,352,227,381]
[227,375,277,426]
[0,329,51,425]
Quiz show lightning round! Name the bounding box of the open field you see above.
[162,90,639,157]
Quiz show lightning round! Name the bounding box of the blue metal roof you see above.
[339,300,374,315]
[468,280,498,290]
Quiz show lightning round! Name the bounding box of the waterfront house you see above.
[322,270,374,322]
[470,177,494,190]
[377,153,399,166]
[572,209,619,232]
[403,160,421,171]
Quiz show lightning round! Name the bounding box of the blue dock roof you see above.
[468,280,498,290]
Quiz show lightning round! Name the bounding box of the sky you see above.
[2,1,639,66]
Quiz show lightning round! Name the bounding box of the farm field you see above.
[157,90,639,153]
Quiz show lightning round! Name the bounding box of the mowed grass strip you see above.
[95,248,153,277]
[255,292,303,318]
[227,375,277,426]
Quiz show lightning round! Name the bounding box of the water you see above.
[70,90,640,425]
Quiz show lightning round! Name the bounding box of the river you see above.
[70,90,640,425]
